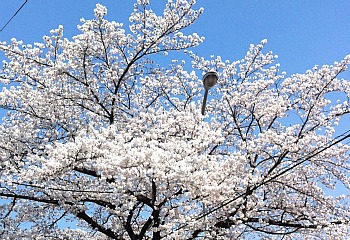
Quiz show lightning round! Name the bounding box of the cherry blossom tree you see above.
[1,1,350,239]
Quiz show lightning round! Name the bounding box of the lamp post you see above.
[201,71,218,115]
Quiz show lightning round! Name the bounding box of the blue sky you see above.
[1,0,350,77]
[2,0,350,144]
[1,0,350,183]
[0,0,349,229]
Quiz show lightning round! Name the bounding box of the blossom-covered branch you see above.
[0,0,349,239]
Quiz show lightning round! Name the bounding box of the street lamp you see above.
[201,71,218,115]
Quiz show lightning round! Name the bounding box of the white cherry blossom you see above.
[0,1,349,239]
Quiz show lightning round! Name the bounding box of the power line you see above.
[0,0,28,32]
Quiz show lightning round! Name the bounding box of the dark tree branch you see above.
[76,211,121,240]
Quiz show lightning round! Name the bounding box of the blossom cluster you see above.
[0,1,349,239]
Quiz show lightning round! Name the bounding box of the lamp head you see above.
[203,71,218,90]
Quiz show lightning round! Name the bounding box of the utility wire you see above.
[0,0,28,32]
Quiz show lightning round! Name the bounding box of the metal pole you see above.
[201,71,218,115]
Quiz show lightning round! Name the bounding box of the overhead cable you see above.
[0,0,28,32]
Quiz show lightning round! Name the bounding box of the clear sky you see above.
[1,0,350,184]
[1,0,350,77]
[0,0,349,226]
